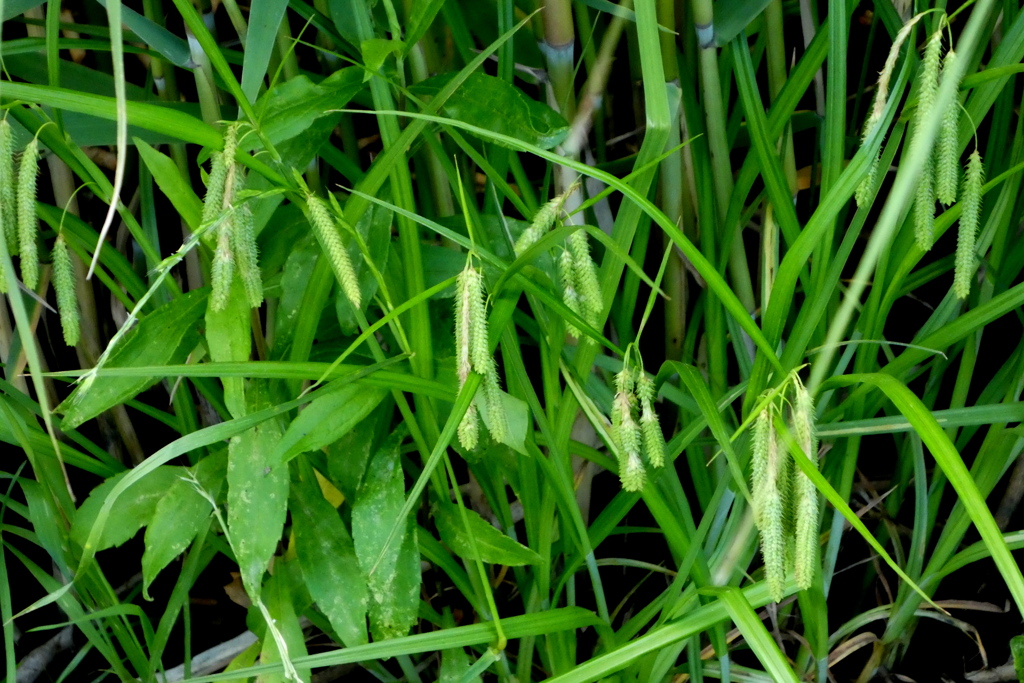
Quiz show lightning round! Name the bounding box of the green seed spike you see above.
[230,170,263,308]
[612,370,644,491]
[464,267,492,380]
[915,30,944,128]
[483,373,508,446]
[791,380,820,591]
[210,221,235,312]
[914,166,936,251]
[750,407,772,526]
[636,373,664,469]
[513,179,581,256]
[911,30,943,252]
[935,50,961,206]
[954,150,984,300]
[751,402,786,602]
[17,137,40,289]
[202,124,240,228]
[568,230,602,326]
[0,119,16,253]
[558,249,583,339]
[232,202,263,308]
[620,450,646,492]
[307,195,361,310]
[454,265,476,387]
[855,150,879,209]
[458,403,480,450]
[52,235,80,347]
[202,152,228,228]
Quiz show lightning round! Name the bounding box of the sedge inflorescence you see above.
[854,14,984,300]
[203,123,264,312]
[453,258,509,451]
[0,118,43,294]
[749,373,821,602]
[513,181,602,341]
[608,349,665,492]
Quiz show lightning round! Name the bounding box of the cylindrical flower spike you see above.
[230,170,263,309]
[568,230,602,327]
[453,260,508,449]
[0,119,16,253]
[559,249,583,339]
[855,13,931,210]
[52,235,80,347]
[636,373,664,469]
[307,195,361,310]
[483,373,508,446]
[210,222,235,312]
[911,30,944,252]
[620,450,646,492]
[17,137,40,289]
[513,180,581,256]
[954,150,984,299]
[791,381,820,591]
[202,124,239,228]
[935,50,962,206]
[611,367,644,490]
[232,202,263,308]
[751,402,787,602]
[454,265,476,387]
[458,403,480,450]
[855,150,880,209]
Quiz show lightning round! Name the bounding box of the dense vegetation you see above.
[2,0,1024,681]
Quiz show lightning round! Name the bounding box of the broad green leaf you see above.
[410,72,568,150]
[370,521,420,641]
[142,450,228,596]
[421,244,467,298]
[326,399,393,502]
[206,277,252,419]
[713,0,773,46]
[71,467,182,551]
[273,234,320,351]
[361,38,404,81]
[241,0,291,103]
[353,430,405,599]
[404,0,445,52]
[352,429,421,639]
[253,68,363,148]
[274,381,388,464]
[257,563,310,683]
[220,638,262,683]
[439,646,481,683]
[475,386,530,456]
[228,396,288,600]
[326,0,360,46]
[2,0,44,20]
[433,504,542,566]
[135,138,203,231]
[21,480,71,573]
[291,468,368,646]
[57,289,208,430]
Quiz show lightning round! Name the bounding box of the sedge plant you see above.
[1,1,1023,682]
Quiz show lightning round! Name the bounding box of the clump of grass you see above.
[4,1,1024,682]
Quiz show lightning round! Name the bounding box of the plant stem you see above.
[689,0,756,313]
